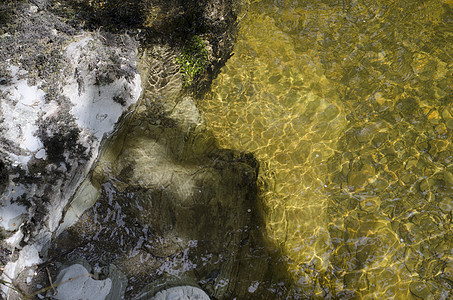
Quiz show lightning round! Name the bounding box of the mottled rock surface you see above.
[149,286,210,300]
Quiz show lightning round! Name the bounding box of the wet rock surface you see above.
[198,0,453,298]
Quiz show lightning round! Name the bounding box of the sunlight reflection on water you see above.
[200,0,453,298]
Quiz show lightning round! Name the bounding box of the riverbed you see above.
[200,0,453,298]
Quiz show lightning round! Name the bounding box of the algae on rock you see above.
[176,36,209,88]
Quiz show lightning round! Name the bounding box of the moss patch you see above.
[176,36,208,88]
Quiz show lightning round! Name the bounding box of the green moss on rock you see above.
[176,35,208,88]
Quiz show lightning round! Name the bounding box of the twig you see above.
[0,279,26,296]
[46,267,57,296]
[24,273,92,299]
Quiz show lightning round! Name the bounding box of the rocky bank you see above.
[0,0,279,299]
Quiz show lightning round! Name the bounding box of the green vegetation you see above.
[176,36,208,88]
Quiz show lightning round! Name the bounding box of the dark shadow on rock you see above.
[36,101,292,299]
[0,1,17,34]
[0,159,8,195]
[49,0,239,39]
[49,0,241,96]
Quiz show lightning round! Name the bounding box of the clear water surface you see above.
[200,0,453,298]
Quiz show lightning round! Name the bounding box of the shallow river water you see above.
[199,0,453,298]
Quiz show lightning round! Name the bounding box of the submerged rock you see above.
[43,56,270,299]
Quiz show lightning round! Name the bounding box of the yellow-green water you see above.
[199,0,453,298]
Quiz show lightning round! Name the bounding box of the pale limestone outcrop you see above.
[0,2,141,297]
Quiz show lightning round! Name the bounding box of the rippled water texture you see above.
[199,0,453,298]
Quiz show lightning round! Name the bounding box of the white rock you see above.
[64,37,142,141]
[1,245,41,296]
[151,286,210,300]
[4,230,24,249]
[0,31,142,299]
[54,264,112,300]
[0,203,26,231]
[0,75,46,166]
[35,148,46,159]
[55,178,100,236]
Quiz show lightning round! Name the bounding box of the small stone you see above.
[419,179,430,192]
[441,108,452,119]
[427,110,439,120]
[35,149,46,159]
[347,171,367,191]
[372,178,388,193]
[446,119,453,130]
[409,280,432,299]
[443,264,453,281]
[362,197,379,213]
[438,197,453,212]
[405,158,418,170]
[435,123,447,135]
[29,5,38,13]
[357,124,377,143]
[443,171,453,186]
